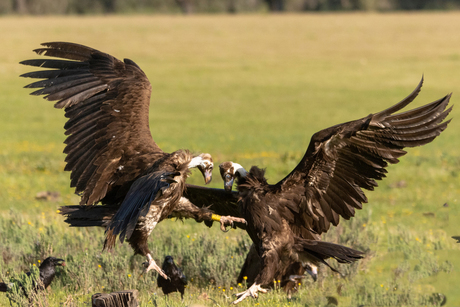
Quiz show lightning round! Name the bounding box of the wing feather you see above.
[21,42,163,205]
[107,171,178,243]
[183,184,245,229]
[277,77,452,235]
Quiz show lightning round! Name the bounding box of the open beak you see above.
[224,178,234,192]
[204,169,212,185]
[56,259,66,267]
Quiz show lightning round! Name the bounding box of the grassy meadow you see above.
[0,13,460,306]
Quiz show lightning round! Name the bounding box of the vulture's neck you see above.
[188,156,204,169]
[233,163,248,179]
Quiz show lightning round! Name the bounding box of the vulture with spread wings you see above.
[21,42,244,278]
[219,79,452,304]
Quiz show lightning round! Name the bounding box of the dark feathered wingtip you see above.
[372,76,424,122]
[37,41,99,55]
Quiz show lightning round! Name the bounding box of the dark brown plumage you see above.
[157,256,187,299]
[219,79,452,304]
[237,244,308,298]
[21,42,245,278]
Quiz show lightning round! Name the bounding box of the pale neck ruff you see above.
[189,156,203,169]
[232,162,248,178]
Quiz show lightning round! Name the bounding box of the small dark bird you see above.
[0,257,65,299]
[219,79,452,304]
[157,256,187,299]
[20,42,245,279]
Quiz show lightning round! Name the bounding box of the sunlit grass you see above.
[0,12,459,306]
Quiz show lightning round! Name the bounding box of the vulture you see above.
[219,79,452,304]
[157,256,187,299]
[1,257,65,301]
[20,42,245,279]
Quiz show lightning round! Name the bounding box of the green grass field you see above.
[0,13,460,306]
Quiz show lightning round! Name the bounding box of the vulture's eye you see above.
[225,174,232,180]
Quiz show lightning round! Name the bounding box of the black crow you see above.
[157,256,187,299]
[1,257,65,302]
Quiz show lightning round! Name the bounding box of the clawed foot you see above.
[143,254,169,280]
[288,274,305,283]
[232,283,268,304]
[219,216,246,232]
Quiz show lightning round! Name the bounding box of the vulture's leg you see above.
[128,229,168,279]
[170,197,246,232]
[232,283,268,304]
[144,254,168,280]
[231,249,276,304]
[288,275,305,282]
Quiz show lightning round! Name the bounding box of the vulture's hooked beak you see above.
[305,263,317,282]
[223,177,234,192]
[204,169,213,185]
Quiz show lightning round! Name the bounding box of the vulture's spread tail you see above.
[295,238,364,273]
[0,282,8,292]
[59,205,118,227]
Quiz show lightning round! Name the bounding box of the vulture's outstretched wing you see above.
[183,184,245,229]
[21,42,163,206]
[276,78,452,235]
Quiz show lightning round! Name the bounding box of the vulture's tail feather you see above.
[59,205,118,227]
[296,238,364,273]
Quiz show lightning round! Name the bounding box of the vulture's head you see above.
[189,153,213,184]
[219,161,248,192]
[41,257,66,268]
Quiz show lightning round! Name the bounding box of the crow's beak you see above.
[224,178,234,192]
[56,259,66,267]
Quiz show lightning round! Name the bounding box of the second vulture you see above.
[20,42,245,279]
[219,78,452,304]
